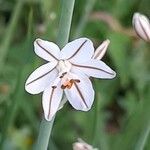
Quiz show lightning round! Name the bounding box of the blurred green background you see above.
[0,0,150,149]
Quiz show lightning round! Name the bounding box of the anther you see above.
[51,86,57,89]
[60,79,80,89]
[74,79,80,83]
[61,85,66,89]
[59,72,67,78]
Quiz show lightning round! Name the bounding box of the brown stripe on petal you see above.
[67,40,87,60]
[133,23,142,38]
[26,66,56,86]
[36,40,59,61]
[74,82,88,108]
[72,63,114,76]
[139,19,150,41]
[48,86,56,119]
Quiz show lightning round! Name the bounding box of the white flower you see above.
[25,38,116,121]
[73,138,98,150]
[132,12,150,42]
[92,39,110,60]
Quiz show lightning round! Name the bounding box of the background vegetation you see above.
[0,0,150,149]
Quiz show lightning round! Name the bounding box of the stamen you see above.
[59,72,67,78]
[51,86,57,89]
[62,80,73,89]
[61,85,66,89]
[66,80,74,89]
[74,79,80,83]
[61,79,80,89]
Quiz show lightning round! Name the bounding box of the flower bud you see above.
[73,139,98,150]
[92,39,110,60]
[132,13,150,42]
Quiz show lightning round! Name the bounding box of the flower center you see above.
[57,60,72,75]
[53,61,80,89]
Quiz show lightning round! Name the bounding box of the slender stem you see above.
[73,0,96,38]
[92,80,109,149]
[0,0,23,72]
[35,0,75,150]
[93,94,101,146]
[135,122,150,150]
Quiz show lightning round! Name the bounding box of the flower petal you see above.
[92,39,110,60]
[72,59,116,79]
[25,61,58,94]
[34,38,60,62]
[58,97,67,110]
[60,38,94,63]
[65,73,94,111]
[42,84,63,121]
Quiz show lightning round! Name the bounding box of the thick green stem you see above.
[35,0,75,150]
[56,0,75,47]
[34,117,55,150]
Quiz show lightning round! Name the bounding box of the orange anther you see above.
[61,79,73,89]
[61,79,80,89]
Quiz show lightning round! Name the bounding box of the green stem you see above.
[73,0,96,38]
[34,117,55,150]
[56,0,75,47]
[135,122,150,150]
[92,80,109,150]
[134,89,150,150]
[35,0,75,150]
[92,80,101,146]
[0,0,23,72]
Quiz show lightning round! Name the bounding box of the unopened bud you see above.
[93,39,110,60]
[73,138,98,150]
[132,13,150,42]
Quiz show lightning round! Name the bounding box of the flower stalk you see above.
[34,0,75,149]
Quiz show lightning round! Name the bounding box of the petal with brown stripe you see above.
[34,38,60,62]
[42,84,63,121]
[25,61,58,94]
[65,73,94,111]
[72,59,116,79]
[60,38,94,63]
